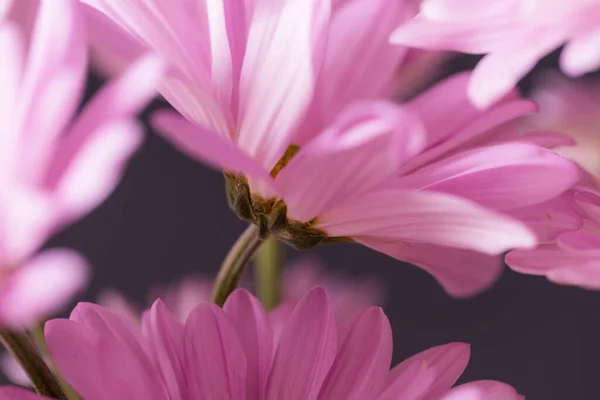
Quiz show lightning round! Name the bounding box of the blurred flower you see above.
[99,257,386,324]
[0,0,163,326]
[392,0,600,108]
[523,72,600,176]
[0,288,523,400]
[82,0,578,297]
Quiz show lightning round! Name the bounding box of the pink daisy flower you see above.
[391,0,600,108]
[0,288,523,400]
[0,0,163,326]
[82,0,579,297]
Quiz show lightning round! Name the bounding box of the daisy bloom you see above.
[391,0,600,108]
[83,0,579,297]
[0,288,523,400]
[0,0,163,326]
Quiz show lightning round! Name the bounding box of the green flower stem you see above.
[255,237,282,311]
[0,330,66,399]
[212,224,263,307]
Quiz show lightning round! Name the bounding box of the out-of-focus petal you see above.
[441,380,522,400]
[0,249,88,326]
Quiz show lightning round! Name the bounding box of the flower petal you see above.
[144,300,186,400]
[15,0,87,182]
[279,102,424,221]
[45,52,164,189]
[319,190,536,254]
[51,119,142,226]
[266,287,337,400]
[388,343,470,400]
[224,289,273,400]
[184,302,247,400]
[236,0,330,171]
[317,307,392,400]
[560,26,600,77]
[397,143,580,211]
[0,249,88,326]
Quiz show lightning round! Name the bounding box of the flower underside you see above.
[224,147,352,250]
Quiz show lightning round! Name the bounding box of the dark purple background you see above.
[39,54,600,399]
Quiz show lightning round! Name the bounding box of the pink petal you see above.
[184,303,247,400]
[52,120,142,225]
[377,361,435,400]
[420,0,515,21]
[45,319,106,399]
[402,96,538,174]
[1,353,30,386]
[360,240,503,297]
[95,337,166,400]
[144,300,186,400]
[508,196,583,242]
[505,243,596,276]
[319,190,536,254]
[560,26,600,77]
[45,53,164,189]
[266,287,337,400]
[388,343,470,399]
[546,260,600,289]
[83,0,212,86]
[81,4,146,68]
[441,380,522,400]
[0,387,47,400]
[15,0,87,182]
[314,0,407,124]
[390,15,514,53]
[468,32,566,108]
[69,302,150,362]
[151,110,277,195]
[278,102,424,221]
[317,307,392,400]
[0,249,88,326]
[0,22,23,186]
[236,0,330,171]
[223,289,274,400]
[397,143,580,211]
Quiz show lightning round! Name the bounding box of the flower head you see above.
[0,288,522,400]
[83,0,579,297]
[391,0,600,108]
[0,0,163,326]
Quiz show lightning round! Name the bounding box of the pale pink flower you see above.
[391,0,600,108]
[82,0,579,296]
[0,0,164,326]
[523,72,600,176]
[0,288,523,400]
[506,180,600,289]
[98,257,385,324]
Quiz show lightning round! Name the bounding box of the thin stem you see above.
[255,237,282,311]
[0,330,66,399]
[212,224,263,307]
